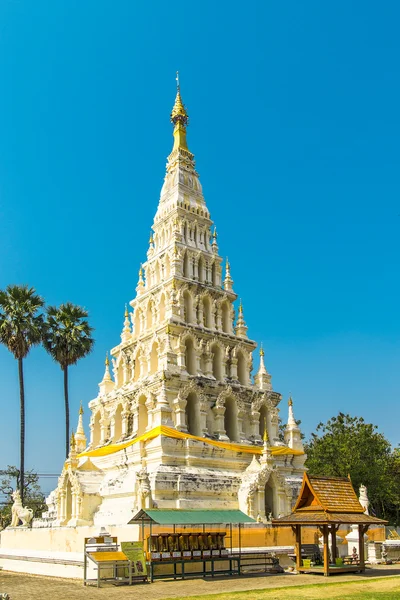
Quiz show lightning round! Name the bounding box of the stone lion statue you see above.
[10,489,33,527]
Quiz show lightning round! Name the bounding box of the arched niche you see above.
[198,256,204,282]
[202,296,212,328]
[147,301,153,330]
[211,344,223,381]
[211,262,217,286]
[92,412,101,447]
[221,302,231,333]
[165,255,171,279]
[237,351,248,385]
[149,341,159,375]
[185,392,201,436]
[134,308,141,337]
[113,404,123,441]
[224,397,239,442]
[265,480,276,519]
[183,252,189,277]
[259,404,268,438]
[159,293,166,323]
[137,395,149,437]
[133,351,142,382]
[185,338,196,375]
[183,290,194,324]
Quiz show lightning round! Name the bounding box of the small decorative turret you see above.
[235,299,248,338]
[223,257,234,291]
[284,396,304,451]
[212,228,219,253]
[136,265,145,296]
[121,304,131,343]
[75,402,87,453]
[99,352,114,395]
[254,344,272,390]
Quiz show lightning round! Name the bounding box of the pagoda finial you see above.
[171,73,189,151]
[260,343,265,357]
[75,402,87,452]
[70,429,76,450]
[79,401,84,416]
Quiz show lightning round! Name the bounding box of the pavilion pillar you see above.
[330,525,338,561]
[295,525,302,571]
[358,525,368,572]
[323,525,330,577]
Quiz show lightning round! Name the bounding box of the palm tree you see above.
[43,303,94,458]
[0,285,45,505]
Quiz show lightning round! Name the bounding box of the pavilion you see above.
[272,473,387,576]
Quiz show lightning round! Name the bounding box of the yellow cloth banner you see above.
[78,425,304,459]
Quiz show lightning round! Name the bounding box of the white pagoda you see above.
[45,81,306,528]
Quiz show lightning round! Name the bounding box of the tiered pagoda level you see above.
[45,84,306,529]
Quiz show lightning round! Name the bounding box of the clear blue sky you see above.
[0,1,399,494]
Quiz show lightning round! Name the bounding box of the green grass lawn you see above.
[177,576,400,600]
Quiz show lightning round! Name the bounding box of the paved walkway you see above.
[0,565,399,600]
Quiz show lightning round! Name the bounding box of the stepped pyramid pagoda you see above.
[43,80,306,528]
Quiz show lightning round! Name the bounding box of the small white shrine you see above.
[40,82,306,529]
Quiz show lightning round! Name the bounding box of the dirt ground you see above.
[0,566,399,600]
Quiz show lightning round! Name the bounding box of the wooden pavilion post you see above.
[358,525,368,572]
[330,525,337,562]
[323,525,330,576]
[295,525,302,571]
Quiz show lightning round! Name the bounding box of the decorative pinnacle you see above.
[171,72,188,126]
[105,352,109,367]
[288,396,293,407]
[213,228,217,240]
[239,299,243,314]
[149,232,154,245]
[124,303,129,318]
[260,344,265,357]
[79,401,84,416]
[138,265,143,279]
[70,430,76,448]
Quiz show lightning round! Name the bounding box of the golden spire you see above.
[105,352,109,367]
[260,344,265,357]
[288,395,293,407]
[124,303,129,318]
[171,72,189,151]
[149,232,154,245]
[70,429,76,449]
[79,401,84,416]
[239,299,243,314]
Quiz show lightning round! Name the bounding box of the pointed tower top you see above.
[105,352,110,367]
[288,395,293,407]
[171,72,189,126]
[70,429,76,449]
[124,303,129,318]
[79,401,84,415]
[260,344,265,357]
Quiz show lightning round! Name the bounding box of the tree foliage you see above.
[305,413,400,523]
[42,302,94,458]
[0,466,46,530]
[0,285,45,503]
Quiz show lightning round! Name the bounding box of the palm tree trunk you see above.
[64,366,69,459]
[18,357,25,506]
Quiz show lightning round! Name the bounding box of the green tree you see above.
[305,413,400,522]
[43,303,94,458]
[0,285,45,504]
[0,466,46,529]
